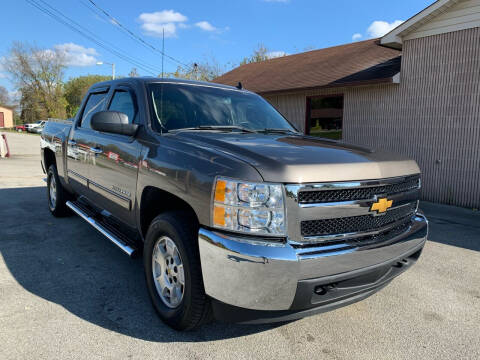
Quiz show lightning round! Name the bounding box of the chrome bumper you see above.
[198,214,428,311]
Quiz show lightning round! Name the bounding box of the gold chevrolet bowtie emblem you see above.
[370,198,393,214]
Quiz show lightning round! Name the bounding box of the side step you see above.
[66,201,137,257]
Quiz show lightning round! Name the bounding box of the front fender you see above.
[135,134,263,229]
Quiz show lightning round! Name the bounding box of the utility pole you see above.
[193,63,199,80]
[96,61,115,80]
[161,28,165,78]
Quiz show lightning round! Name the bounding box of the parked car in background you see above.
[26,120,46,133]
[14,125,27,132]
[41,77,428,331]
[31,122,45,134]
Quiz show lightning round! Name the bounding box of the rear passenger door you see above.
[67,88,108,197]
[87,85,142,227]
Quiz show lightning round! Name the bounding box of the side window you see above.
[108,90,136,123]
[79,92,108,129]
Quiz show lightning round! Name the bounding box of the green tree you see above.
[2,42,67,120]
[64,74,111,118]
[19,84,48,122]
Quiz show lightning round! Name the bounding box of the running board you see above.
[66,201,137,257]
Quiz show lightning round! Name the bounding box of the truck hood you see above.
[173,132,420,183]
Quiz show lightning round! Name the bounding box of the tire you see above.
[144,211,211,331]
[47,164,70,217]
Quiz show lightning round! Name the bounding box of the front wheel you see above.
[47,164,70,217]
[144,211,211,331]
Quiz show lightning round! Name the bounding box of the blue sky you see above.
[1,0,434,97]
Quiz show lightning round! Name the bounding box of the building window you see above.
[306,95,343,140]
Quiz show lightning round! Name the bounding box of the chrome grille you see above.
[285,174,421,248]
[292,219,414,258]
[301,203,416,237]
[298,175,420,204]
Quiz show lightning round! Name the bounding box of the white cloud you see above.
[139,10,187,24]
[352,33,362,41]
[266,51,288,59]
[54,43,99,67]
[195,21,216,32]
[367,20,404,38]
[138,10,188,38]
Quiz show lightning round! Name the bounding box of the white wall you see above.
[405,0,480,40]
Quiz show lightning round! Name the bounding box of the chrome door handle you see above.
[90,147,103,154]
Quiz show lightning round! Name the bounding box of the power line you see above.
[83,0,192,71]
[25,0,162,75]
[32,0,161,74]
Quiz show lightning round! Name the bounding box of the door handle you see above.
[90,147,103,154]
[68,140,77,146]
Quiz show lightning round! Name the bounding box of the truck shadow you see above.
[0,186,286,342]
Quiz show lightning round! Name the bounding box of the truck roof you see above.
[91,77,242,92]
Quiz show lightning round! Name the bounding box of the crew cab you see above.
[41,78,428,330]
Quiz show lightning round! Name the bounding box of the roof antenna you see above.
[236,81,243,89]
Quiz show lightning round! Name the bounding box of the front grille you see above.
[301,203,416,237]
[294,218,413,257]
[298,175,420,204]
[346,219,412,248]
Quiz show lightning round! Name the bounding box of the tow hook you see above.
[314,283,337,296]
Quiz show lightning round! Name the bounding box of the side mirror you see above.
[91,111,139,136]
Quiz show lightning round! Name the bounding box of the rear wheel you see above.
[144,211,211,331]
[47,164,70,217]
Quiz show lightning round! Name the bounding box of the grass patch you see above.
[309,129,342,140]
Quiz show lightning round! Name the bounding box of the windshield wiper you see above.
[176,125,256,133]
[258,128,298,134]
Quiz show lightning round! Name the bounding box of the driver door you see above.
[87,85,141,227]
[67,88,109,197]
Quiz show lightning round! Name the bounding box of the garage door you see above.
[0,112,4,128]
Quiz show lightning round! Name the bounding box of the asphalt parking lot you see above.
[0,132,479,360]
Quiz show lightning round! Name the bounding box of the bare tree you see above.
[0,86,9,106]
[128,68,139,77]
[167,56,227,82]
[240,44,270,65]
[2,42,67,119]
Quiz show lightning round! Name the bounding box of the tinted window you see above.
[148,84,296,132]
[79,92,107,129]
[108,90,136,123]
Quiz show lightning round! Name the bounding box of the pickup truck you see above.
[41,77,428,330]
[27,120,46,133]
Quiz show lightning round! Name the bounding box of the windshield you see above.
[148,83,297,132]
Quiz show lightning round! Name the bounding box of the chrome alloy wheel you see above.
[49,175,57,209]
[152,236,185,308]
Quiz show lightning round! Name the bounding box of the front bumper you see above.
[198,213,427,320]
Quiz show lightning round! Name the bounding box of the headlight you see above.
[212,178,286,236]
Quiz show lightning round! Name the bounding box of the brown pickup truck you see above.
[41,77,428,330]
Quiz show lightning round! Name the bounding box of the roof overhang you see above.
[381,0,461,49]
[259,76,399,96]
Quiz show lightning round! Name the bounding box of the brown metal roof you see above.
[213,39,401,94]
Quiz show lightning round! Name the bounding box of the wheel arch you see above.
[139,186,200,240]
[43,148,56,172]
